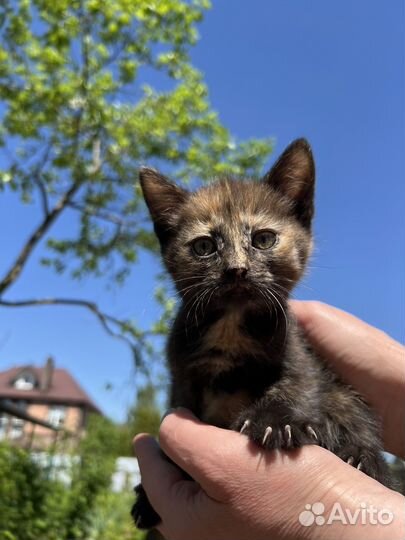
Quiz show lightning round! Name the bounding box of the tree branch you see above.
[96,35,131,74]
[0,297,146,364]
[67,201,129,227]
[32,142,54,217]
[33,176,50,217]
[0,180,82,295]
[0,77,87,297]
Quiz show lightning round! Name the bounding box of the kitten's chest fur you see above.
[168,304,284,426]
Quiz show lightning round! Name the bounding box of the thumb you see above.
[159,409,248,500]
[134,434,200,520]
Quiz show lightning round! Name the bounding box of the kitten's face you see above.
[140,139,315,311]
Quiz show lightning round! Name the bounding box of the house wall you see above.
[0,402,85,449]
[65,406,84,432]
[25,403,84,435]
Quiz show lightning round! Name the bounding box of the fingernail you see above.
[160,408,177,423]
[160,407,193,423]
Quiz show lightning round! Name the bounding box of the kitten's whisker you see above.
[187,290,205,329]
[194,287,211,326]
[203,285,219,317]
[270,282,290,296]
[257,287,275,319]
[178,282,207,295]
[174,274,208,284]
[273,290,290,334]
[178,277,217,298]
[184,291,204,329]
[260,286,279,328]
[266,287,289,346]
[307,264,336,270]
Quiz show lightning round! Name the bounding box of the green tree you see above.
[116,383,161,456]
[0,0,272,365]
[128,383,160,437]
[63,414,123,538]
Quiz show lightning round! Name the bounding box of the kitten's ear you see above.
[263,138,315,228]
[139,167,188,245]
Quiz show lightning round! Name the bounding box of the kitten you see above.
[132,138,392,530]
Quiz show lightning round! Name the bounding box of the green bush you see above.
[0,415,139,540]
[90,491,145,540]
[0,443,69,540]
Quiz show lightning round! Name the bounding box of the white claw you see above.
[306,425,318,441]
[357,461,363,471]
[285,425,292,447]
[240,420,250,434]
[347,456,355,466]
[262,426,273,445]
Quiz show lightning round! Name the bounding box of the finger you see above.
[289,299,317,328]
[291,300,376,366]
[158,409,249,500]
[134,433,199,518]
[290,300,344,343]
[291,301,405,458]
[290,300,402,377]
[291,300,395,358]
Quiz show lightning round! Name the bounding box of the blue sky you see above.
[0,0,404,421]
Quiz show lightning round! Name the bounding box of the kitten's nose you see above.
[225,267,248,280]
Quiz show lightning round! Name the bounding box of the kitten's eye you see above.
[252,230,277,250]
[192,237,217,257]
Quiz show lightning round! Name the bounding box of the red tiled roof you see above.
[0,365,101,414]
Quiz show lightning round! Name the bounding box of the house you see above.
[0,357,101,448]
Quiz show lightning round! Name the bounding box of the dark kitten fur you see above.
[132,139,392,530]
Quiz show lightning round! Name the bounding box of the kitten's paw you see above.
[131,484,161,530]
[337,445,390,484]
[234,411,320,450]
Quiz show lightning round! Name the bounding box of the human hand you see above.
[290,301,405,458]
[135,410,404,540]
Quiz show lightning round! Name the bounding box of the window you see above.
[14,373,36,390]
[0,415,9,440]
[48,406,66,427]
[0,412,26,440]
[9,418,24,439]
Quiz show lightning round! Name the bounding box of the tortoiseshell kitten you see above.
[132,138,392,530]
